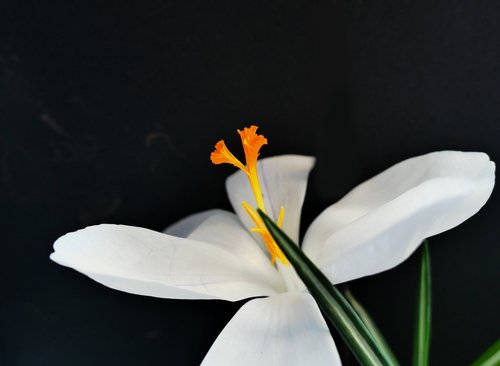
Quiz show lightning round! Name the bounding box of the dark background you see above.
[1,1,499,365]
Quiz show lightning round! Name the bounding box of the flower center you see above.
[211,125,289,265]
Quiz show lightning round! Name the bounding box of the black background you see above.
[1,1,499,365]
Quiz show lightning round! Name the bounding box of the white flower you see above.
[50,126,494,365]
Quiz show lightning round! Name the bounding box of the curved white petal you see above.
[303,151,495,284]
[50,224,284,301]
[164,209,278,279]
[226,155,315,243]
[186,210,277,270]
[202,293,341,366]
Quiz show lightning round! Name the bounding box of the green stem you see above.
[413,240,431,366]
[470,339,500,366]
[345,289,401,366]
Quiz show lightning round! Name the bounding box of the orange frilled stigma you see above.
[210,125,289,265]
[237,126,268,170]
[210,140,248,172]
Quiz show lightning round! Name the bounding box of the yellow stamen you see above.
[253,229,288,265]
[242,201,265,228]
[211,126,289,265]
[277,206,285,228]
[243,201,289,265]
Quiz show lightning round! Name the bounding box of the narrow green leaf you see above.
[345,289,401,366]
[258,209,394,366]
[471,339,500,366]
[413,240,431,366]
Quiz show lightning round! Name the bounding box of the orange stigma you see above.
[210,125,288,265]
[237,125,268,171]
[210,140,247,172]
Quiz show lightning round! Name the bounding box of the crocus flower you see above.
[50,126,495,365]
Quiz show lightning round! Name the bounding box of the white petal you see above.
[164,209,278,278]
[303,151,495,284]
[202,293,341,366]
[186,210,277,270]
[50,224,284,301]
[226,155,315,243]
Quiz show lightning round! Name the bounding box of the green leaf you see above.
[471,339,500,366]
[413,240,431,366]
[258,209,395,366]
[345,289,401,366]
